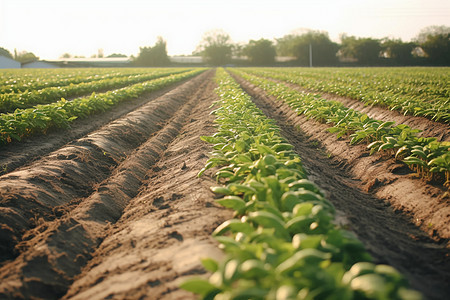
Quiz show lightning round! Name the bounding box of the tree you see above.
[339,35,381,65]
[381,38,416,65]
[196,29,233,66]
[276,30,338,66]
[134,36,170,67]
[0,47,13,59]
[244,39,276,66]
[107,53,127,58]
[14,51,39,63]
[415,26,450,65]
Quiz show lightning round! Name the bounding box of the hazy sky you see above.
[0,0,449,59]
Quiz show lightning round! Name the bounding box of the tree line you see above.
[196,26,449,67]
[1,25,448,67]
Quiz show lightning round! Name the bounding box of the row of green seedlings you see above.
[0,69,192,113]
[181,68,421,300]
[259,68,449,101]
[232,69,450,187]
[0,69,205,145]
[241,68,449,123]
[0,68,151,94]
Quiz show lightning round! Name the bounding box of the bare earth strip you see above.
[0,70,231,299]
[0,75,195,176]
[232,73,450,300]
[271,78,450,141]
[0,69,449,300]
[63,76,231,300]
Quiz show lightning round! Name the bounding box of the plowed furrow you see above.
[0,72,214,299]
[0,72,210,263]
[232,74,450,300]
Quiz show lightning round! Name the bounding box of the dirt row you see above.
[279,80,450,142]
[232,73,450,300]
[0,70,231,299]
[0,74,195,177]
[0,69,448,299]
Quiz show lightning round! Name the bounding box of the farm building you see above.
[46,57,132,68]
[0,56,21,68]
[22,61,60,68]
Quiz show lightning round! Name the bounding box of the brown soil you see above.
[278,81,450,142]
[231,73,450,300]
[0,69,448,300]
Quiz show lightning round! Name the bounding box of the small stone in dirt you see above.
[181,161,187,170]
[169,231,183,241]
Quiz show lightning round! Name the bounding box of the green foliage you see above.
[381,38,416,65]
[339,35,382,65]
[244,39,276,66]
[0,69,189,113]
[232,68,450,186]
[238,67,450,123]
[182,68,421,299]
[14,50,39,63]
[196,30,233,66]
[134,36,170,67]
[417,27,450,65]
[0,47,13,59]
[0,69,204,145]
[276,30,339,66]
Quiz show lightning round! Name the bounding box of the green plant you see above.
[181,68,422,299]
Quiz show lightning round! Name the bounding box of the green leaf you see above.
[213,219,255,236]
[377,121,395,130]
[216,196,246,210]
[350,274,387,298]
[201,258,219,272]
[227,183,256,195]
[247,211,289,240]
[179,278,218,296]
[210,186,232,195]
[276,248,331,275]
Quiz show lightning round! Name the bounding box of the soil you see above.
[0,69,448,300]
[231,73,450,300]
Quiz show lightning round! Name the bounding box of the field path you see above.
[0,70,231,299]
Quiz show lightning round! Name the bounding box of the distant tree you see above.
[244,39,276,66]
[60,53,72,58]
[196,29,233,66]
[339,35,381,65]
[107,53,127,58]
[276,30,338,66]
[0,47,13,59]
[415,26,450,65]
[232,43,246,57]
[381,38,416,65]
[134,36,170,67]
[14,51,39,63]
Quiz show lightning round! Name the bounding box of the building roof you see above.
[0,55,21,68]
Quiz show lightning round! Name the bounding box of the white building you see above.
[22,61,60,68]
[0,56,21,69]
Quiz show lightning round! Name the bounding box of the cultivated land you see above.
[0,67,448,299]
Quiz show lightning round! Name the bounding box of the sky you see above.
[0,0,449,59]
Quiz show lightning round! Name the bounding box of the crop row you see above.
[240,68,449,123]
[181,68,421,299]
[0,69,191,113]
[0,68,151,93]
[0,69,205,145]
[232,69,450,187]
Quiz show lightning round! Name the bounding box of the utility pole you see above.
[309,44,312,67]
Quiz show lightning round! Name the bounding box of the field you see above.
[0,67,448,299]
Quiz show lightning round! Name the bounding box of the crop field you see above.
[0,67,448,299]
